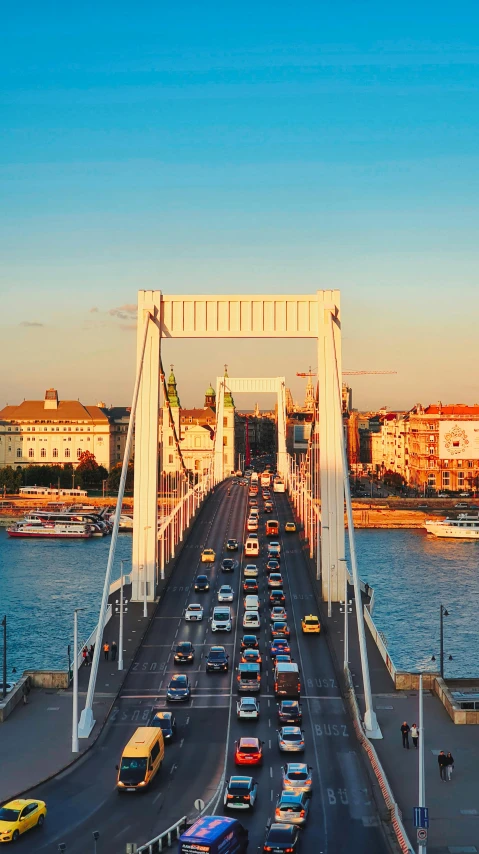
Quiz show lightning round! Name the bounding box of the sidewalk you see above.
[325,592,479,853]
[0,586,155,802]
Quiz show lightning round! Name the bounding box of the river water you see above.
[0,527,478,678]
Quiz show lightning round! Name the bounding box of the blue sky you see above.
[1,2,479,410]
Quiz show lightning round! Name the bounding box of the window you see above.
[28,448,34,458]
[429,435,435,442]
[457,459,462,467]
[429,447,435,455]
[169,436,173,446]
[428,473,436,487]
[168,454,174,464]
[65,448,70,458]
[40,448,46,458]
[468,460,474,468]
[194,459,200,471]
[52,448,58,458]
[443,460,449,468]
[223,417,228,428]
[223,436,227,446]
[442,472,450,486]
[428,424,435,430]
[458,472,465,485]
[77,448,82,459]
[16,448,21,458]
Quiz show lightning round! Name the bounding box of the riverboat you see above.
[7,520,92,539]
[424,515,479,539]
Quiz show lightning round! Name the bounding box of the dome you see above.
[205,383,215,397]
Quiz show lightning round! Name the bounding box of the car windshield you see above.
[209,651,225,660]
[220,587,232,594]
[288,771,308,780]
[120,757,147,772]
[189,605,201,611]
[242,700,256,707]
[268,827,294,843]
[171,676,187,686]
[223,560,233,566]
[177,643,191,652]
[229,780,251,791]
[215,611,229,620]
[0,808,20,821]
[152,716,171,730]
[283,732,302,741]
[239,744,259,753]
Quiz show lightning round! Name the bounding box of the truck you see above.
[178,815,249,854]
[273,479,285,493]
[274,662,301,698]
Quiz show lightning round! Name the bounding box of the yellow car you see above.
[201,548,216,563]
[284,521,297,533]
[302,615,320,634]
[0,799,47,843]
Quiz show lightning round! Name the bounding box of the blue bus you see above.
[178,815,248,854]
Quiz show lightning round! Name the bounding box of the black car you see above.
[243,578,259,594]
[241,634,259,652]
[266,559,281,574]
[263,823,300,853]
[270,589,286,606]
[206,646,229,673]
[278,700,302,726]
[166,674,191,702]
[224,775,258,810]
[194,574,210,592]
[226,539,239,551]
[221,558,235,573]
[148,709,177,740]
[174,641,195,664]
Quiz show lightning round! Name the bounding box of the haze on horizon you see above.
[1,3,478,413]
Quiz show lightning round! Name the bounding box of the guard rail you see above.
[137,816,188,853]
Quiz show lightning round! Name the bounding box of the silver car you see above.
[277,727,305,752]
[270,606,287,623]
[218,585,234,602]
[274,791,310,826]
[281,763,313,795]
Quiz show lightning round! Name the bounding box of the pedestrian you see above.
[88,644,94,665]
[111,641,117,662]
[22,682,29,705]
[82,646,89,667]
[400,721,410,749]
[410,723,419,749]
[103,641,110,661]
[446,752,454,781]
[438,750,448,781]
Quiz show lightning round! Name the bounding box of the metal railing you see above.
[137,816,188,853]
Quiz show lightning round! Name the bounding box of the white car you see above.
[243,611,260,629]
[244,594,260,612]
[218,585,234,602]
[185,603,204,622]
[237,697,260,719]
[244,564,259,578]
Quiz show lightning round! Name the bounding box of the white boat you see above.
[424,515,479,539]
[7,520,92,539]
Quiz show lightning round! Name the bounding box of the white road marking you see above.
[270,766,273,778]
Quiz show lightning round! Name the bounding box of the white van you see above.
[243,611,260,629]
[244,594,260,612]
[211,606,232,632]
[245,537,260,557]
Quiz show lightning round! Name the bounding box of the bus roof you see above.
[180,815,238,842]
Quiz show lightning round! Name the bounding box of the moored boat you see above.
[424,515,479,539]
[7,520,92,539]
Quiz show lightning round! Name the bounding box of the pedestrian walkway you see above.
[0,586,155,803]
[325,591,479,853]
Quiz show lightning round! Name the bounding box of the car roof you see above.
[285,762,308,772]
[281,700,298,706]
[240,697,257,703]
[151,710,172,720]
[229,775,253,784]
[196,574,208,579]
[239,737,260,745]
[210,645,226,652]
[281,726,301,734]
[279,791,303,802]
[171,674,187,682]
[3,799,37,809]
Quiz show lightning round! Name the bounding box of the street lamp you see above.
[143,525,152,618]
[1,616,6,699]
[92,831,100,853]
[72,607,85,753]
[440,604,449,680]
[115,559,129,671]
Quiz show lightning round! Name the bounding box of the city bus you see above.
[273,480,285,493]
[265,519,279,537]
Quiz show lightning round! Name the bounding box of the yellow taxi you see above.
[0,799,47,843]
[201,548,216,563]
[284,521,297,533]
[301,614,320,634]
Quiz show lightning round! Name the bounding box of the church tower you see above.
[162,365,181,474]
[205,383,216,410]
[222,366,236,474]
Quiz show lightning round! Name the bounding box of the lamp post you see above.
[1,616,6,699]
[143,525,152,618]
[116,559,129,671]
[72,607,85,753]
[440,604,449,679]
[418,673,426,854]
[339,559,352,669]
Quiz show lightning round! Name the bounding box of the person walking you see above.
[438,750,448,781]
[410,723,419,749]
[400,721,410,749]
[103,641,110,661]
[111,641,117,662]
[88,644,94,665]
[82,646,89,667]
[446,752,455,781]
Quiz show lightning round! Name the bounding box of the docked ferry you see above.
[7,520,92,539]
[424,515,479,539]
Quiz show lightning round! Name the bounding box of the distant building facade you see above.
[407,403,479,493]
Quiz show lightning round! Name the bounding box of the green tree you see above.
[107,461,134,493]
[0,466,23,493]
[75,451,108,490]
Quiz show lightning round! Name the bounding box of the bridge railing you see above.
[136,816,188,853]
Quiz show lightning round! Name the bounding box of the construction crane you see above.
[296,369,397,377]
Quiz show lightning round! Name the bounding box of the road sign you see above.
[417,828,428,845]
[414,806,430,828]
[194,799,205,812]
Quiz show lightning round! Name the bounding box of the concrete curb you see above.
[4,494,213,803]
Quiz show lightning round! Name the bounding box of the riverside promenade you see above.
[325,596,479,853]
[0,587,155,803]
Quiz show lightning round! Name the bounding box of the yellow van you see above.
[116,727,164,792]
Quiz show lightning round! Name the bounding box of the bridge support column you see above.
[318,291,345,606]
[131,290,162,602]
[277,379,287,484]
[214,379,225,483]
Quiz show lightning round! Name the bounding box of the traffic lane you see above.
[32,484,242,851]
[277,497,387,853]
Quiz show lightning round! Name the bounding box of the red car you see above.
[235,737,264,766]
